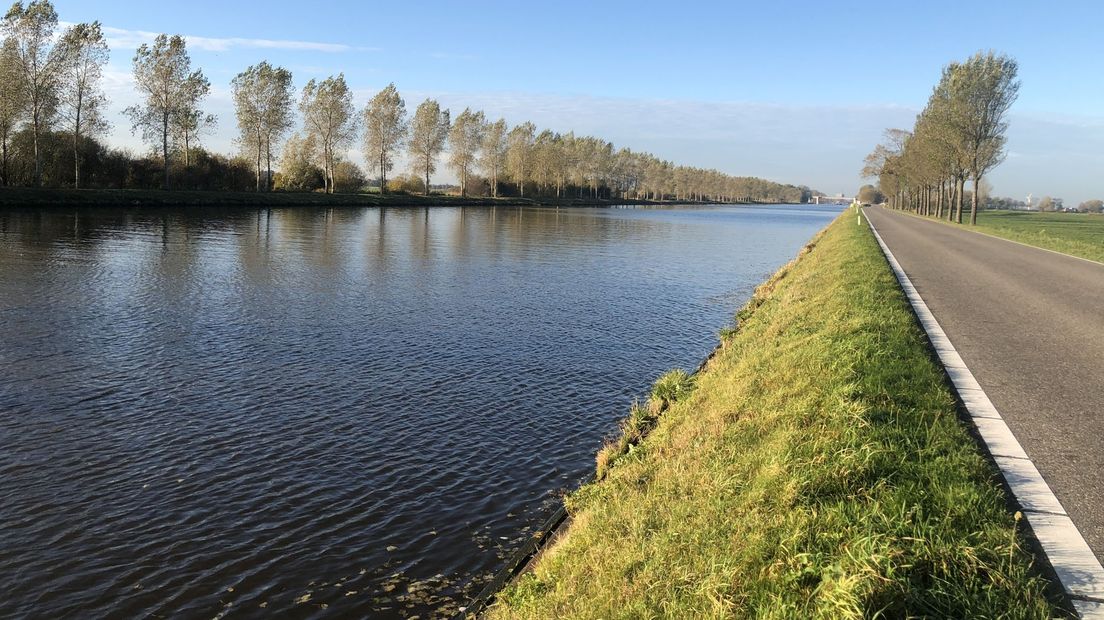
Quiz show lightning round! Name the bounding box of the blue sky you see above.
[52,0,1104,203]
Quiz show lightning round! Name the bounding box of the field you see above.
[973,210,1104,263]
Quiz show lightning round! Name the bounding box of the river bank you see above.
[481,211,1062,618]
[0,187,764,210]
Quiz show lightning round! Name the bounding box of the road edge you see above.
[863,207,1104,619]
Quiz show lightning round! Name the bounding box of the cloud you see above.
[59,22,376,53]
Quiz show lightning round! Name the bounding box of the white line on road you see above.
[865,210,1104,618]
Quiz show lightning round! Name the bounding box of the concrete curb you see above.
[864,209,1104,619]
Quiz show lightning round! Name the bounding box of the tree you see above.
[448,107,484,197]
[1078,199,1103,213]
[946,51,1020,225]
[407,98,448,196]
[56,21,108,188]
[124,34,207,190]
[856,184,884,204]
[506,121,535,197]
[273,132,323,191]
[1036,196,1054,212]
[332,159,366,193]
[362,83,406,194]
[480,117,507,198]
[3,0,66,187]
[232,62,295,191]
[0,37,25,186]
[299,74,356,194]
[173,73,213,168]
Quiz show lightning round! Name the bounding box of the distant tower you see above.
[1026,193,1033,209]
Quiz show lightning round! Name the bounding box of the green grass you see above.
[971,211,1104,263]
[487,213,1061,619]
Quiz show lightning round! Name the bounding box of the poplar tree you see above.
[125,34,208,190]
[299,74,356,194]
[362,83,406,194]
[479,118,507,198]
[3,0,65,187]
[0,37,25,186]
[506,121,535,197]
[56,21,109,188]
[174,77,214,168]
[232,62,295,191]
[948,52,1020,225]
[407,98,449,196]
[448,107,484,197]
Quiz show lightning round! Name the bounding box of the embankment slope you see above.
[486,212,1059,618]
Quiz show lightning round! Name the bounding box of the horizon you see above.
[39,0,1104,205]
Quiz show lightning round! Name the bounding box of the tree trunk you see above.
[73,97,82,189]
[955,177,965,224]
[379,151,386,194]
[162,112,170,191]
[265,137,272,192]
[32,115,41,187]
[970,173,980,225]
[424,158,430,197]
[73,129,81,190]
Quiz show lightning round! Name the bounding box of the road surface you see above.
[864,207,1104,562]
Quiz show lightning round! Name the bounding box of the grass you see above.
[486,212,1061,619]
[970,210,1104,263]
[0,187,694,209]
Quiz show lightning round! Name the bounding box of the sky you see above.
[48,0,1104,204]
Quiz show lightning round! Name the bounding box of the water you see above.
[0,204,840,618]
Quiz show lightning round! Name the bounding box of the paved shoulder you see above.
[863,207,1104,562]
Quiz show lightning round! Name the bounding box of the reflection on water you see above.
[0,204,840,618]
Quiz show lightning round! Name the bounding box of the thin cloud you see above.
[59,22,377,53]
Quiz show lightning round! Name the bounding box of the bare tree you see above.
[0,37,25,186]
[233,62,295,191]
[407,98,448,196]
[448,107,484,196]
[362,83,406,194]
[506,121,535,197]
[2,0,66,186]
[56,21,108,188]
[299,74,356,194]
[124,34,207,190]
[479,117,507,198]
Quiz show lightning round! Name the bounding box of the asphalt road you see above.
[864,207,1104,562]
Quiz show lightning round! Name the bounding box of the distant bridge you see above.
[811,194,854,205]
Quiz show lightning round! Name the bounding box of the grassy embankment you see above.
[968,211,1104,263]
[0,187,684,209]
[487,211,1060,618]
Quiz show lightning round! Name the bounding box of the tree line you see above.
[0,1,814,203]
[862,50,1020,225]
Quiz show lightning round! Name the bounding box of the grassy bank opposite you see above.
[0,187,707,210]
[486,212,1059,618]
[969,211,1104,263]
